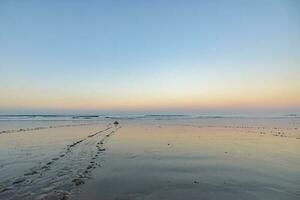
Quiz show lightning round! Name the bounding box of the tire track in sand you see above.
[0,124,121,200]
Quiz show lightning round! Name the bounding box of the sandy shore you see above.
[0,117,299,200]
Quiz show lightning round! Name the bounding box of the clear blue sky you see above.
[0,0,299,114]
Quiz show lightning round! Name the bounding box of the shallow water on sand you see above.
[0,120,119,200]
[0,117,299,200]
[74,119,300,200]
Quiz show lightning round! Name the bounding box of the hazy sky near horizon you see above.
[0,0,299,114]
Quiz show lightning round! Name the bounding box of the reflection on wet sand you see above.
[74,121,300,200]
[0,118,299,200]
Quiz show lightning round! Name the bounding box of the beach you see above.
[0,115,299,200]
[2,1,299,199]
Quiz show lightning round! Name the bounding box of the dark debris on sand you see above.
[12,178,26,184]
[72,178,84,186]
[24,170,38,176]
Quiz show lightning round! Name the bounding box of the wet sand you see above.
[0,121,119,200]
[0,117,300,200]
[73,120,300,200]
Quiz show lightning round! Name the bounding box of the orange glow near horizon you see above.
[1,82,299,111]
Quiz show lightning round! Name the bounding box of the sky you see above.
[0,0,299,114]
